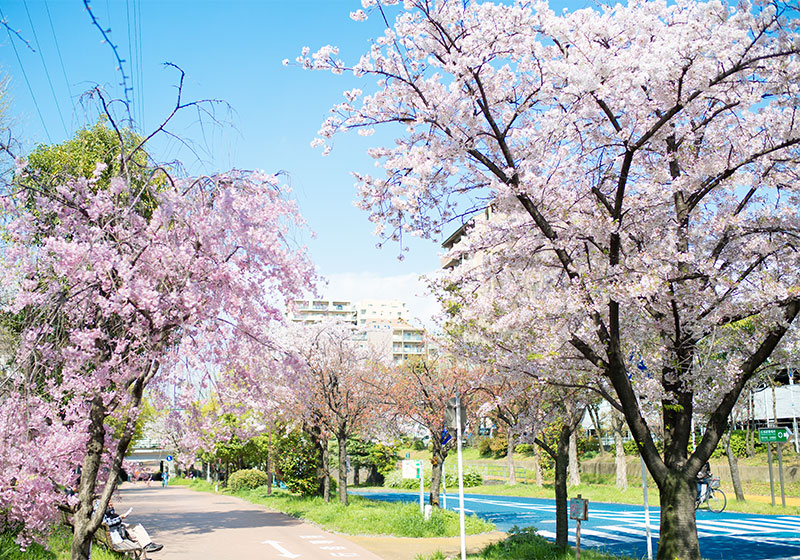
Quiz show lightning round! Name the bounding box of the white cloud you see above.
[320,271,443,330]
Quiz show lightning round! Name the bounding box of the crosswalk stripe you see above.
[601,525,660,538]
[574,528,638,543]
[696,520,773,534]
[750,519,800,531]
[536,530,605,548]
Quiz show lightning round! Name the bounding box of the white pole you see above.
[456,394,466,560]
[419,460,424,514]
[641,457,653,560]
[790,371,799,454]
[764,387,771,426]
[442,461,447,510]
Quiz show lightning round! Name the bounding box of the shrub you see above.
[228,469,269,492]
[579,435,600,456]
[384,467,483,489]
[489,436,508,458]
[514,443,535,455]
[274,429,321,497]
[412,438,427,451]
[710,430,756,458]
[447,470,483,488]
[369,442,399,476]
[477,437,492,457]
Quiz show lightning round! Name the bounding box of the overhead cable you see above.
[23,0,68,137]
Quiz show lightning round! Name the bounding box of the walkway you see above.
[115,483,505,560]
[116,483,384,560]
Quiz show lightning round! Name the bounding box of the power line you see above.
[23,0,68,137]
[43,0,75,118]
[125,0,136,125]
[136,0,144,130]
[0,6,52,143]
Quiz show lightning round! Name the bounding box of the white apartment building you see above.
[288,298,428,363]
[287,299,357,324]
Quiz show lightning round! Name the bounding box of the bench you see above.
[95,525,148,559]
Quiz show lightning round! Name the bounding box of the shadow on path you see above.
[119,486,302,536]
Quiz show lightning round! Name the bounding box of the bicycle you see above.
[696,476,726,513]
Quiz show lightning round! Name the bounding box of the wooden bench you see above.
[95,525,148,559]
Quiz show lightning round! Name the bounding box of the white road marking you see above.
[262,540,301,559]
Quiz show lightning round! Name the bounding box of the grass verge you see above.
[172,478,495,538]
[0,528,122,560]
[414,526,636,560]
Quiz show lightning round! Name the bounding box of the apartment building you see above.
[288,298,428,363]
[287,299,357,324]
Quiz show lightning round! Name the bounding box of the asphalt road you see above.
[115,483,384,560]
[354,491,800,560]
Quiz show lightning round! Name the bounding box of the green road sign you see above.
[758,427,792,443]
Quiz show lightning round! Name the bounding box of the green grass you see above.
[172,478,495,538]
[414,526,636,560]
[0,528,123,560]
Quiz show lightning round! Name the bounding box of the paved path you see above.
[355,491,800,560]
[116,483,385,560]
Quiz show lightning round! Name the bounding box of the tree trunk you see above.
[338,429,348,505]
[353,463,360,486]
[507,432,517,485]
[72,370,146,560]
[588,404,607,455]
[746,391,755,456]
[321,441,330,502]
[266,427,273,495]
[533,445,543,487]
[429,441,447,507]
[553,426,571,549]
[722,429,745,501]
[568,431,580,486]
[71,398,107,560]
[614,414,628,490]
[656,470,701,560]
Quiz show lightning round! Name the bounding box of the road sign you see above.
[441,428,452,446]
[401,459,422,480]
[445,396,467,433]
[166,455,173,462]
[569,497,589,520]
[759,427,792,443]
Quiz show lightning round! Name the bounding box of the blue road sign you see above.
[441,428,452,446]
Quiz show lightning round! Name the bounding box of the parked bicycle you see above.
[696,476,726,513]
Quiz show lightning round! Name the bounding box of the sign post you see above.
[759,427,792,506]
[402,459,425,514]
[569,495,588,560]
[446,395,467,560]
[640,457,653,560]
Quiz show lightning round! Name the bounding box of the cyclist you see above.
[695,461,712,503]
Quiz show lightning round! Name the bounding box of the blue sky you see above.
[0,0,587,325]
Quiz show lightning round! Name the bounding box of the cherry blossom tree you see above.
[0,102,314,557]
[474,372,533,486]
[375,355,481,507]
[302,1,800,558]
[283,320,384,504]
[469,350,588,547]
[529,392,587,549]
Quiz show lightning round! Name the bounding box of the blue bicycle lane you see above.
[351,490,800,560]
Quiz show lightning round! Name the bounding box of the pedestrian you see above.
[101,500,164,553]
